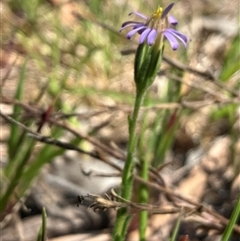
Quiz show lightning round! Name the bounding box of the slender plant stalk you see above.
[114,3,187,240]
[37,207,47,241]
[139,157,149,241]
[138,114,151,241]
[113,91,145,241]
[170,208,183,241]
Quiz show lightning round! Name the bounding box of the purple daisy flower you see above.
[120,3,187,50]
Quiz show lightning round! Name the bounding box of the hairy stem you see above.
[113,91,144,241]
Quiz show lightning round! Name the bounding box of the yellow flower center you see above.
[147,6,164,30]
[152,7,163,19]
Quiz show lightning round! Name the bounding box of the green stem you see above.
[139,156,149,241]
[113,91,144,241]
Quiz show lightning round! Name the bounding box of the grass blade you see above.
[221,195,240,241]
[8,60,27,160]
[170,208,183,241]
[37,207,47,241]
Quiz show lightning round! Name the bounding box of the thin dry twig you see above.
[167,74,229,101]
[1,96,239,123]
[134,175,240,234]
[79,189,182,214]
[1,56,19,88]
[0,111,111,161]
[78,188,240,234]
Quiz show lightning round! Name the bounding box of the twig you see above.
[1,55,19,88]
[134,175,240,234]
[167,74,232,101]
[50,119,126,160]
[79,189,182,214]
[0,111,108,161]
[1,96,238,123]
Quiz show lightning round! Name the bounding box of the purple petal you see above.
[121,21,145,28]
[168,15,178,25]
[127,26,147,39]
[137,26,147,34]
[163,30,179,50]
[166,29,188,47]
[140,28,151,44]
[135,24,148,34]
[129,11,148,20]
[161,3,174,18]
[120,22,145,32]
[147,29,157,45]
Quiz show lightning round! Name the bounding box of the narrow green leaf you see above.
[221,195,240,241]
[134,43,149,81]
[0,139,36,213]
[4,125,35,178]
[8,60,27,159]
[146,44,164,86]
[220,36,240,82]
[170,208,183,241]
[37,207,47,241]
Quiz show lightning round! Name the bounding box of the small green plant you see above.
[114,3,188,240]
